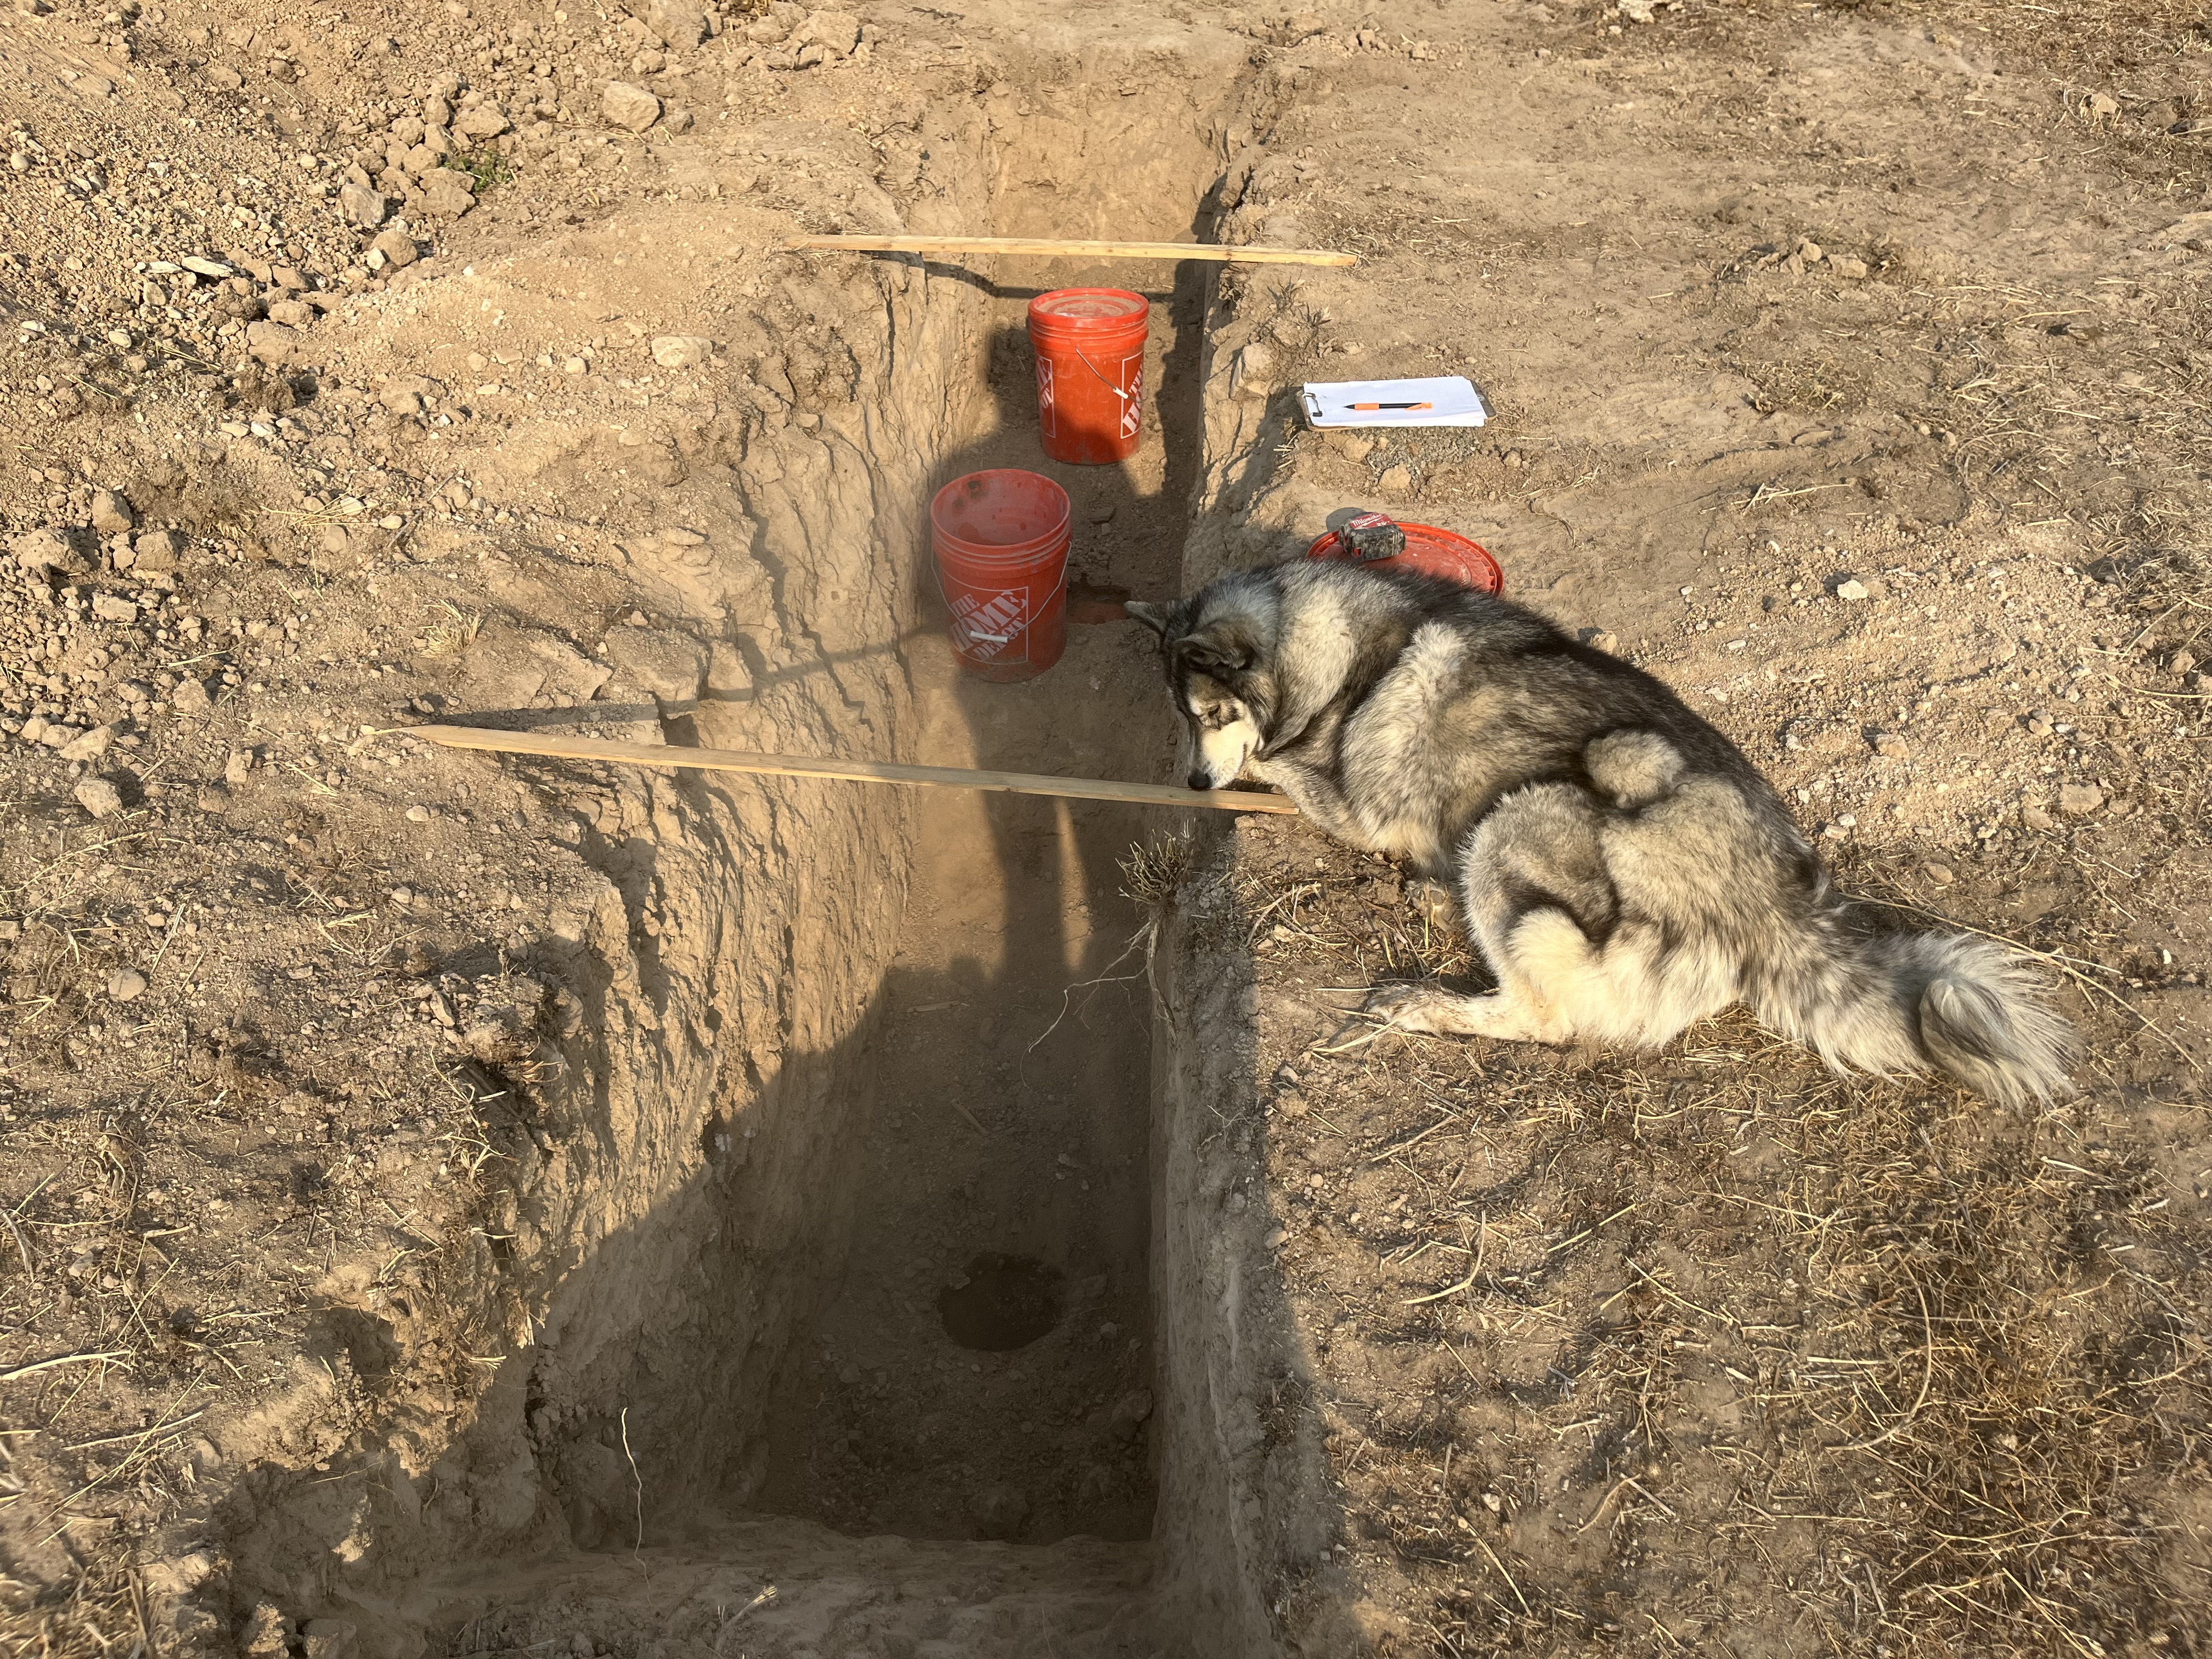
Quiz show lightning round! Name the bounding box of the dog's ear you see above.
[1124,600,1175,639]
[1175,621,1256,680]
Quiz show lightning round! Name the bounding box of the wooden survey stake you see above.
[780,234,1358,269]
[407,725,1301,815]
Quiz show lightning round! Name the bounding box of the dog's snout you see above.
[1187,771,1212,792]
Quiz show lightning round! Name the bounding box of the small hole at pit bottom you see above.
[937,1253,1065,1351]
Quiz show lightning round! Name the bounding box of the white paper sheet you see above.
[1300,375,1488,429]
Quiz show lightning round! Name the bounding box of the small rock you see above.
[224,749,255,786]
[246,320,306,366]
[266,299,315,328]
[455,103,509,139]
[1833,577,1870,601]
[1923,861,1955,886]
[11,527,82,573]
[58,723,115,761]
[389,885,416,907]
[1109,1388,1155,1428]
[1871,731,1911,759]
[1377,463,1413,493]
[1828,254,1869,279]
[379,372,445,408]
[405,804,432,823]
[2025,714,2051,737]
[107,966,148,1002]
[418,168,478,217]
[371,228,420,268]
[626,0,709,47]
[793,8,861,54]
[91,594,138,624]
[75,776,125,818]
[133,529,186,571]
[173,677,211,716]
[2172,648,2199,676]
[1324,430,1375,461]
[650,334,713,369]
[337,181,390,228]
[195,785,229,812]
[2022,801,2056,833]
[602,81,663,132]
[1228,339,1274,401]
[89,488,136,534]
[1582,628,1621,654]
[2057,782,2104,817]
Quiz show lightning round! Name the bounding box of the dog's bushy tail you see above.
[1754,913,2075,1108]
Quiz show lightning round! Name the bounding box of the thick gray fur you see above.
[1128,561,2074,1108]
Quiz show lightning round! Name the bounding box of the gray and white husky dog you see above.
[1127,560,2073,1107]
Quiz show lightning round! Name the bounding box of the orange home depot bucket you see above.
[930,469,1073,681]
[1027,288,1149,465]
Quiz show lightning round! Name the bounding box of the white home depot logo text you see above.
[951,588,1029,659]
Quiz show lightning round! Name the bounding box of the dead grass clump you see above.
[1119,836,1194,909]
[1773,1086,2207,1656]
[0,920,126,1070]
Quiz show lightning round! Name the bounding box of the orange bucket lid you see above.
[1304,521,1503,594]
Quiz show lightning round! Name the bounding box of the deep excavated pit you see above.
[739,242,1213,1548]
[364,39,1311,1659]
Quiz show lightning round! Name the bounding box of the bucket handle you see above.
[1066,345,1140,403]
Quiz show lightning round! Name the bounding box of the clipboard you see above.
[1300,375,1488,429]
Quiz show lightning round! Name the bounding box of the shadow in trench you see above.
[738,244,1222,1546]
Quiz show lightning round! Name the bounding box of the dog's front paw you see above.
[1365,981,1445,1032]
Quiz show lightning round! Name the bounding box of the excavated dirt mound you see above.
[3,0,2210,1657]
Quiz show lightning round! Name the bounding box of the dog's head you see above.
[1127,597,1273,791]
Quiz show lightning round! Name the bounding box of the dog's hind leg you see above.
[1365,940,1577,1041]
[1367,785,1611,1043]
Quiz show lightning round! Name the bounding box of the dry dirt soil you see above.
[2,0,2210,1656]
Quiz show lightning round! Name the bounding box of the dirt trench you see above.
[207,38,1321,1659]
